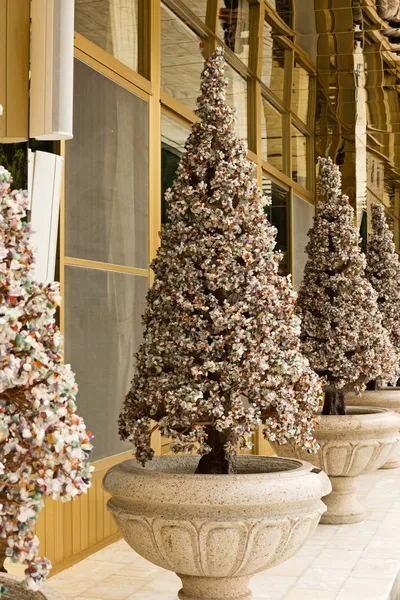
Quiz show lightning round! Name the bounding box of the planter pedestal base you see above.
[379,457,400,469]
[320,476,365,524]
[178,575,251,600]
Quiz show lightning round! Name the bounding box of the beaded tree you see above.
[297,157,397,416]
[365,203,400,388]
[0,166,92,594]
[119,47,322,475]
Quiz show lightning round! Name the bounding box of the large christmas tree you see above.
[365,202,400,385]
[119,47,322,474]
[0,166,92,593]
[297,157,397,415]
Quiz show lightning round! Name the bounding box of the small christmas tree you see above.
[297,157,397,415]
[119,47,322,475]
[365,203,400,387]
[0,166,92,593]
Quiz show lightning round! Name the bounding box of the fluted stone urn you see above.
[0,574,70,600]
[103,455,330,600]
[271,407,400,525]
[347,390,400,468]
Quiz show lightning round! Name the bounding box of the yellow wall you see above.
[35,452,126,576]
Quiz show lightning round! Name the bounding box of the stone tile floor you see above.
[45,467,400,600]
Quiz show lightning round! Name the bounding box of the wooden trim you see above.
[162,0,210,38]
[248,1,263,158]
[261,167,290,190]
[264,1,295,38]
[205,0,219,57]
[92,450,133,472]
[262,159,314,201]
[49,533,121,578]
[64,257,149,277]
[160,90,198,124]
[74,33,153,98]
[149,0,162,269]
[161,104,194,129]
[289,187,294,278]
[0,0,29,142]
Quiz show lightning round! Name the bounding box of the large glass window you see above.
[181,0,208,21]
[74,0,139,72]
[218,0,250,66]
[225,63,248,142]
[64,267,148,461]
[65,60,149,269]
[262,99,283,171]
[291,125,308,189]
[272,0,293,28]
[161,4,204,112]
[262,21,286,102]
[263,177,289,275]
[292,194,314,290]
[292,59,310,124]
[161,114,190,223]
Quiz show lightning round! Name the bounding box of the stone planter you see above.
[271,407,400,525]
[347,390,400,469]
[103,455,330,600]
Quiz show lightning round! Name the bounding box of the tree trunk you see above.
[322,389,346,415]
[195,428,234,474]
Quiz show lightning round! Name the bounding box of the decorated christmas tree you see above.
[0,166,92,594]
[119,47,322,475]
[297,157,397,415]
[365,203,400,387]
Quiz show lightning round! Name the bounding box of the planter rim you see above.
[104,454,316,481]
[103,455,331,508]
[312,406,400,432]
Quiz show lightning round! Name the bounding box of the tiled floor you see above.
[46,468,400,600]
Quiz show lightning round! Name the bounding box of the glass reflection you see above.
[161,114,190,223]
[74,0,139,72]
[225,63,248,142]
[181,0,207,21]
[218,0,250,66]
[262,99,283,171]
[262,177,289,275]
[262,21,286,101]
[65,266,148,461]
[292,60,310,124]
[269,0,293,28]
[292,194,314,291]
[291,125,308,188]
[161,3,204,111]
[65,59,149,269]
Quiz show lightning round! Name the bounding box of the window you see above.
[262,99,283,171]
[292,195,314,290]
[263,177,290,275]
[218,0,250,66]
[74,0,140,72]
[65,60,149,269]
[181,0,208,21]
[262,21,286,101]
[161,114,190,223]
[161,4,205,111]
[291,125,308,189]
[292,60,310,124]
[359,210,367,254]
[225,63,248,142]
[273,0,293,28]
[64,267,148,461]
